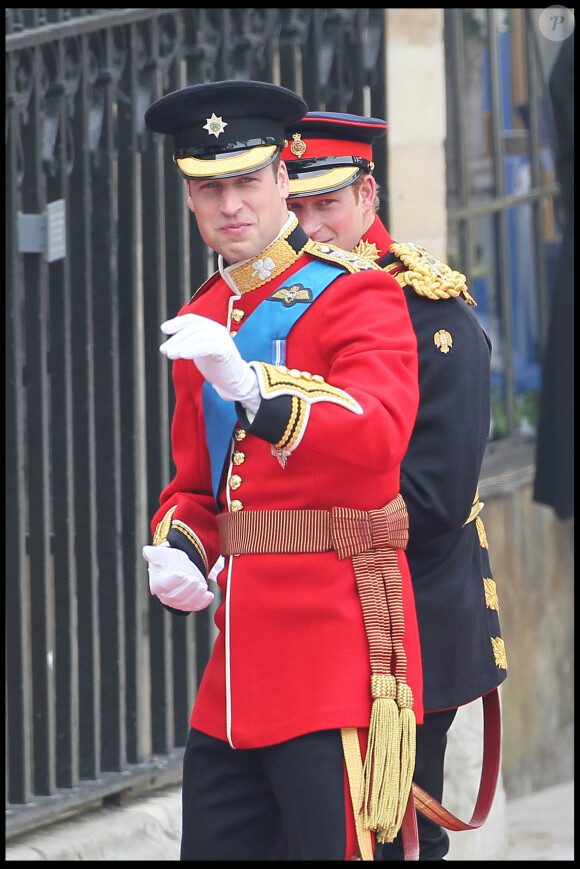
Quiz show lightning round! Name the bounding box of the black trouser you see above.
[180,727,354,861]
[377,708,458,861]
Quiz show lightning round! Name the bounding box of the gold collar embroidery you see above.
[225,217,305,294]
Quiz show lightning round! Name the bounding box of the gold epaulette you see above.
[386,242,476,306]
[305,239,382,274]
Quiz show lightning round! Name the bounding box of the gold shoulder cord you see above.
[388,242,476,306]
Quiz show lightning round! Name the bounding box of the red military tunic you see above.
[150,216,424,748]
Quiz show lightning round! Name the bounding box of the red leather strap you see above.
[401,688,500,859]
[401,789,420,860]
[413,688,502,831]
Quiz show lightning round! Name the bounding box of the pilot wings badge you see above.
[268,283,313,307]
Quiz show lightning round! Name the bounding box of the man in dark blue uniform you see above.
[283,112,508,861]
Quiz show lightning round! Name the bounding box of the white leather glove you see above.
[159,314,261,413]
[142,542,214,611]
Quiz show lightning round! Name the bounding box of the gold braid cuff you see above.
[217,495,416,843]
[152,506,208,573]
[152,506,177,545]
[250,361,363,415]
[274,395,308,452]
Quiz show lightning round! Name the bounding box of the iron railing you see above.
[6,7,387,836]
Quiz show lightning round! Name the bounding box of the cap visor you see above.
[176,144,279,179]
[287,166,360,197]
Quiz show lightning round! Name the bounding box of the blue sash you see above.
[202,258,343,501]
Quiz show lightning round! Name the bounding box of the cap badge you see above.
[203,113,228,138]
[433,329,453,353]
[290,133,307,157]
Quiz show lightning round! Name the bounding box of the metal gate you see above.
[6,8,387,837]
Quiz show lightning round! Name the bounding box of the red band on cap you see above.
[281,137,372,163]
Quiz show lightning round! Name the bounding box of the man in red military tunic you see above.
[283,112,507,860]
[142,81,423,861]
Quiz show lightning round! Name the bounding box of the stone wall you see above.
[385,9,447,259]
[385,10,574,858]
[444,485,573,859]
[477,486,574,798]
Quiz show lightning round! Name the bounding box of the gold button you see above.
[229,474,242,490]
[230,330,238,338]
[232,451,245,465]
[312,374,325,383]
[277,365,289,374]
[234,428,247,441]
[289,368,301,378]
[301,371,312,379]
[230,499,243,512]
[231,308,245,324]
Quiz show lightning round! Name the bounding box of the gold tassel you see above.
[359,674,401,837]
[395,683,417,834]
[373,682,417,844]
